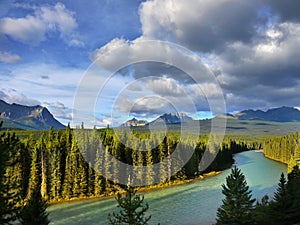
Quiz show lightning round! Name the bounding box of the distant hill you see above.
[150,112,193,125]
[0,100,66,130]
[216,113,235,119]
[121,113,193,127]
[234,106,300,122]
[121,118,148,127]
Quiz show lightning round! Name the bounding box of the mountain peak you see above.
[121,118,148,127]
[150,112,193,125]
[0,99,65,130]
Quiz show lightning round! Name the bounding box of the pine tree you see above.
[0,131,21,224]
[272,173,290,209]
[50,143,62,200]
[28,144,41,199]
[108,187,151,225]
[286,166,300,224]
[216,166,255,225]
[94,147,106,196]
[19,188,50,225]
[145,142,155,185]
[254,195,272,225]
[269,173,292,225]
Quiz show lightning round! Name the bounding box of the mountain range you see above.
[121,113,193,127]
[123,106,300,127]
[0,100,65,130]
[121,118,148,127]
[1,99,300,130]
[233,106,300,122]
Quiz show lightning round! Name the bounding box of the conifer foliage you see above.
[0,130,25,224]
[216,166,255,225]
[19,188,50,225]
[108,186,151,225]
[270,173,291,224]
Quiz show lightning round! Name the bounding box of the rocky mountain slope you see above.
[0,100,65,130]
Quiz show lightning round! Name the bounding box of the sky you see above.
[0,0,300,127]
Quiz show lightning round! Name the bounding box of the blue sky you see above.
[1,0,300,127]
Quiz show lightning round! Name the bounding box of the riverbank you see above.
[48,170,222,206]
[260,149,289,165]
[137,171,222,193]
[48,151,287,225]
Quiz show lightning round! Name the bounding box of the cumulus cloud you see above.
[90,38,226,116]
[116,95,172,117]
[0,2,83,46]
[115,0,300,112]
[214,21,300,111]
[110,76,212,118]
[90,38,216,85]
[146,77,184,96]
[0,51,21,64]
[139,0,263,52]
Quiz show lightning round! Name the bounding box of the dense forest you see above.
[3,123,300,224]
[0,124,255,205]
[263,132,300,172]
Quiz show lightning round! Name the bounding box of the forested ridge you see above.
[2,123,300,224]
[263,132,300,172]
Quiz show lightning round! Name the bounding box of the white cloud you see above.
[146,77,184,96]
[217,22,300,87]
[89,0,298,116]
[0,63,89,124]
[90,38,215,84]
[0,88,40,106]
[0,2,82,46]
[0,51,21,64]
[0,63,84,111]
[0,15,46,43]
[115,95,173,117]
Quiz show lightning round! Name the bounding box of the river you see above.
[48,151,287,225]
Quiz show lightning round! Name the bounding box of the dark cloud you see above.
[140,0,263,53]
[268,0,300,22]
[40,75,49,79]
[91,0,300,115]
[214,20,300,111]
[118,62,195,84]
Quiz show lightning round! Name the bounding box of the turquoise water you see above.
[48,151,287,225]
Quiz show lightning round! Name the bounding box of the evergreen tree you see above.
[273,174,290,208]
[94,146,106,196]
[254,195,272,225]
[50,144,62,200]
[216,166,255,225]
[0,131,21,224]
[270,173,292,225]
[19,188,50,225]
[286,166,300,224]
[108,187,151,225]
[28,144,41,199]
[145,143,155,185]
